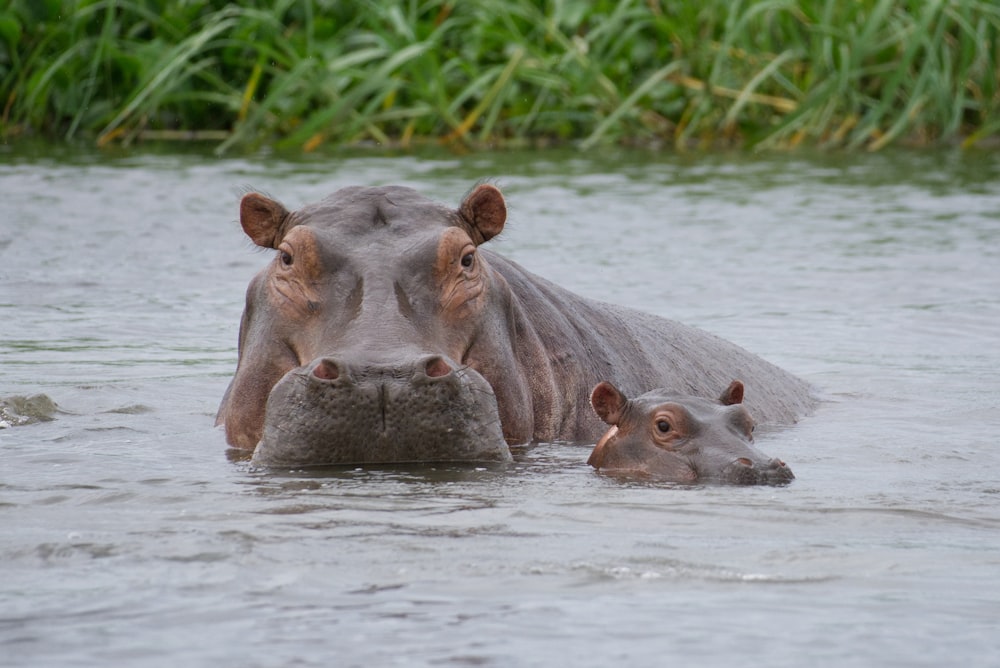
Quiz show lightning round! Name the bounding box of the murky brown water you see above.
[2,145,999,667]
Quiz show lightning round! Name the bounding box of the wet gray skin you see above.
[253,355,509,467]
[588,380,794,485]
[216,183,814,468]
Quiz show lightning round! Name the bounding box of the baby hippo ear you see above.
[719,380,745,406]
[241,192,291,249]
[591,381,628,425]
[459,183,506,244]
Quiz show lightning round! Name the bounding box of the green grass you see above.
[1,0,998,152]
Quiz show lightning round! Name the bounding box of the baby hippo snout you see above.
[723,456,795,485]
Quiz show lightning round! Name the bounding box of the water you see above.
[2,145,999,667]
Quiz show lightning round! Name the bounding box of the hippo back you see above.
[483,251,814,441]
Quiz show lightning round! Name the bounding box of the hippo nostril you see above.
[765,457,795,483]
[424,356,453,378]
[736,457,754,468]
[312,359,340,381]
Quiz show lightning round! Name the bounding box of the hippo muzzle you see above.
[251,355,511,467]
[718,456,795,486]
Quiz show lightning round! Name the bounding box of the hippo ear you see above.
[591,381,628,425]
[459,183,506,244]
[241,192,291,249]
[719,380,745,406]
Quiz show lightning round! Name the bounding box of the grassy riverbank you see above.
[1,0,998,152]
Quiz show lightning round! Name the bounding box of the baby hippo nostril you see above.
[312,358,340,381]
[424,356,453,379]
[765,457,795,483]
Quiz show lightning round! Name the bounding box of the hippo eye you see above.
[656,420,671,433]
[280,250,293,266]
[461,252,475,268]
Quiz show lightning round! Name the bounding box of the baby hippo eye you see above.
[656,420,671,433]
[461,252,475,268]
[280,250,293,266]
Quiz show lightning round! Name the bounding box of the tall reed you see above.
[1,0,997,151]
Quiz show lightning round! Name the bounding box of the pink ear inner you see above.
[719,380,745,405]
[240,192,290,249]
[460,184,506,243]
[590,381,626,425]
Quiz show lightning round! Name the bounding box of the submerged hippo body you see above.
[588,380,794,485]
[217,184,813,467]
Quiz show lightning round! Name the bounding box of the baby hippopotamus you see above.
[587,380,794,485]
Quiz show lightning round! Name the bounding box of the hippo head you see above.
[587,381,794,485]
[216,184,514,467]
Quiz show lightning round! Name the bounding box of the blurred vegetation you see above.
[1,0,998,152]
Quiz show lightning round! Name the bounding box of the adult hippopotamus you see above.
[216,183,813,467]
[588,380,794,484]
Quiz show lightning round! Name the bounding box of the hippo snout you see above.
[722,457,795,486]
[251,354,511,468]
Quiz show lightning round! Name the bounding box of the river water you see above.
[1,145,998,667]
